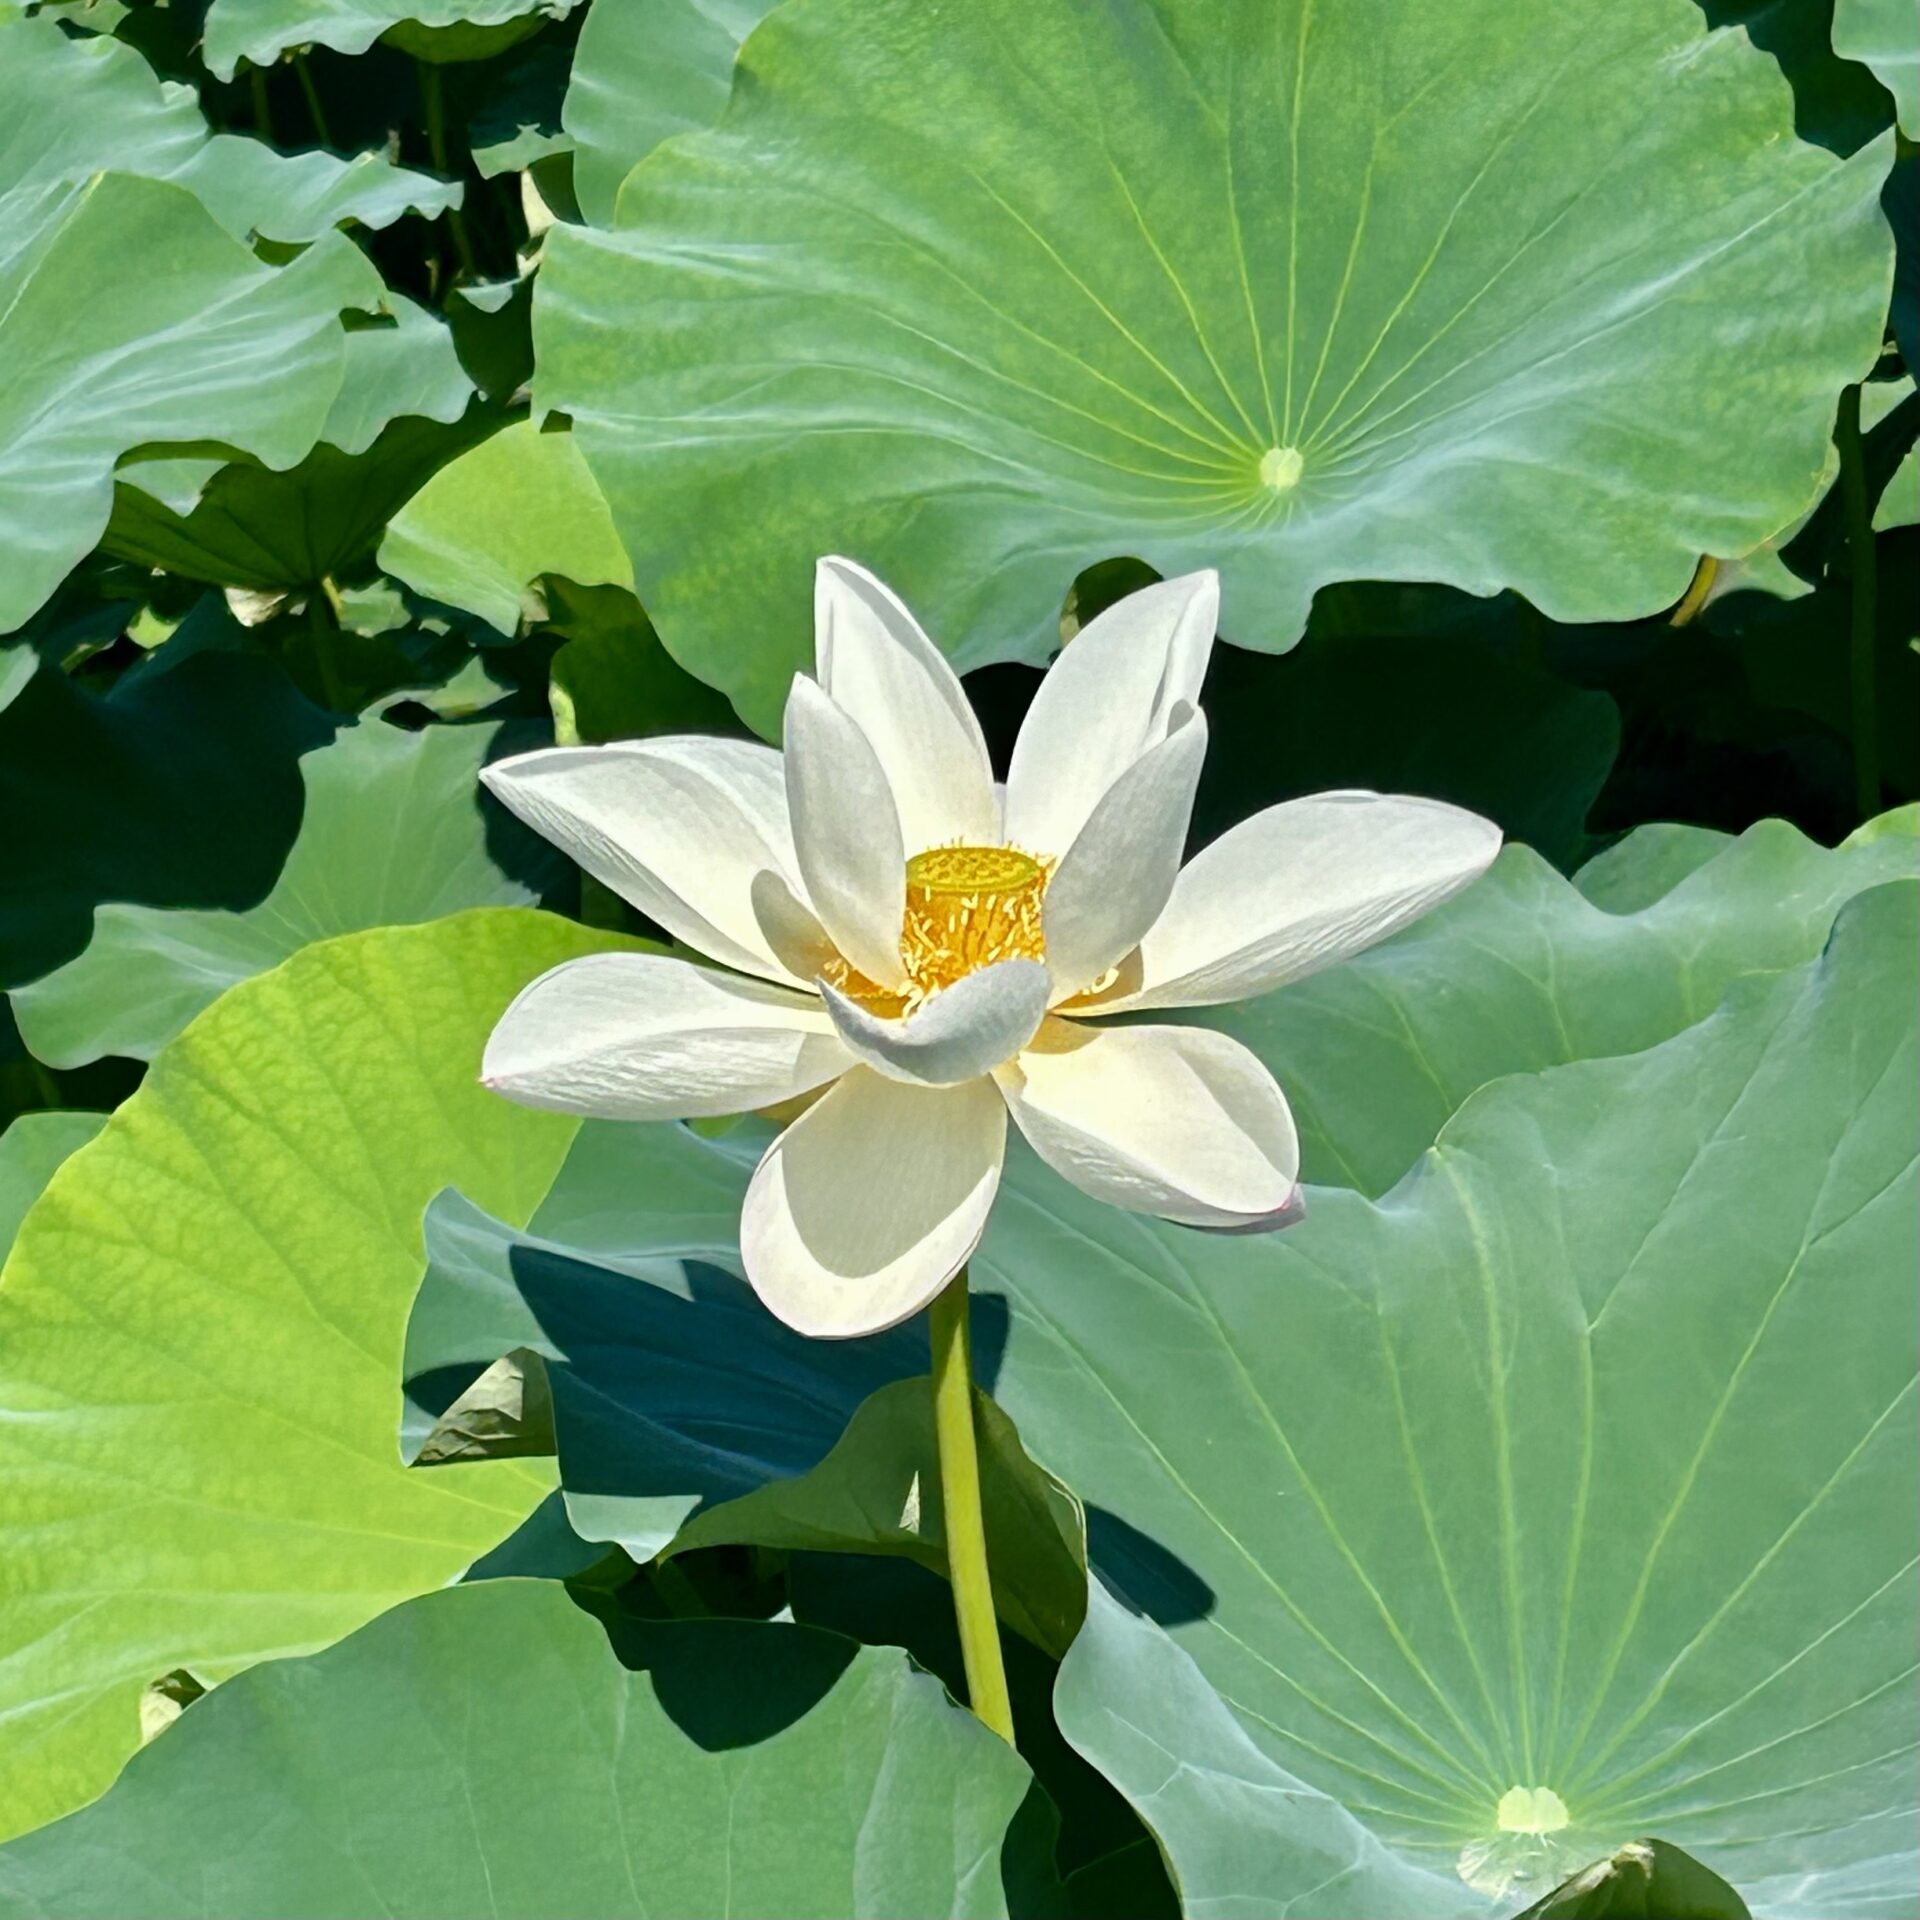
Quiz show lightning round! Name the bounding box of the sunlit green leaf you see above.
[0,909,632,1841]
[0,1581,1035,1919]
[0,1113,106,1258]
[378,418,632,633]
[379,421,736,737]
[538,0,1894,731]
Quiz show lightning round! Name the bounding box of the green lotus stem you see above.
[929,1268,1015,1745]
[1668,553,1716,626]
[27,1055,62,1113]
[1835,384,1879,818]
[292,53,331,149]
[248,66,274,144]
[307,584,347,716]
[419,63,477,286]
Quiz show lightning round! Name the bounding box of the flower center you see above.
[899,843,1049,1009]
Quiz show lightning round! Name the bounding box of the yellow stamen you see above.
[819,841,1123,1013]
[900,845,1049,1010]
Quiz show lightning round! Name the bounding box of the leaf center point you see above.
[1258,445,1304,492]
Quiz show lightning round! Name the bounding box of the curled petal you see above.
[820,959,1049,1085]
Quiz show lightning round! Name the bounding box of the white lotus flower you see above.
[480,560,1501,1338]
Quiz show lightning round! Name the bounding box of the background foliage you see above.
[0,0,1913,1914]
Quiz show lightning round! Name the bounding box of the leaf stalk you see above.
[1834,384,1879,819]
[419,63,477,288]
[929,1267,1016,1745]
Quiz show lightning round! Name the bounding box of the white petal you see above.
[749,869,839,981]
[482,954,850,1121]
[815,557,997,853]
[1041,712,1207,1003]
[742,1069,1006,1337]
[997,1020,1298,1229]
[1082,792,1504,1014]
[1003,571,1217,857]
[820,959,1049,1086]
[481,739,800,983]
[782,676,908,990]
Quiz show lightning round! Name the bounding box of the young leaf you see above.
[1510,1837,1750,1920]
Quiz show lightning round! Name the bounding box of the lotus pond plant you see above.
[0,0,1913,1915]
[479,557,1500,1737]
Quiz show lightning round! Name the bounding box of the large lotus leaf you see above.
[1700,0,1897,152]
[0,174,381,635]
[0,12,460,239]
[1058,1595,1751,1920]
[562,0,777,226]
[202,0,581,80]
[0,1580,1034,1919]
[421,866,1918,1913]
[10,717,561,1067]
[1832,0,1919,133]
[0,1114,106,1257]
[106,303,485,593]
[536,0,1895,733]
[0,909,634,1841]
[0,652,330,993]
[977,881,1919,1913]
[1055,1584,1473,1918]
[1207,808,1918,1194]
